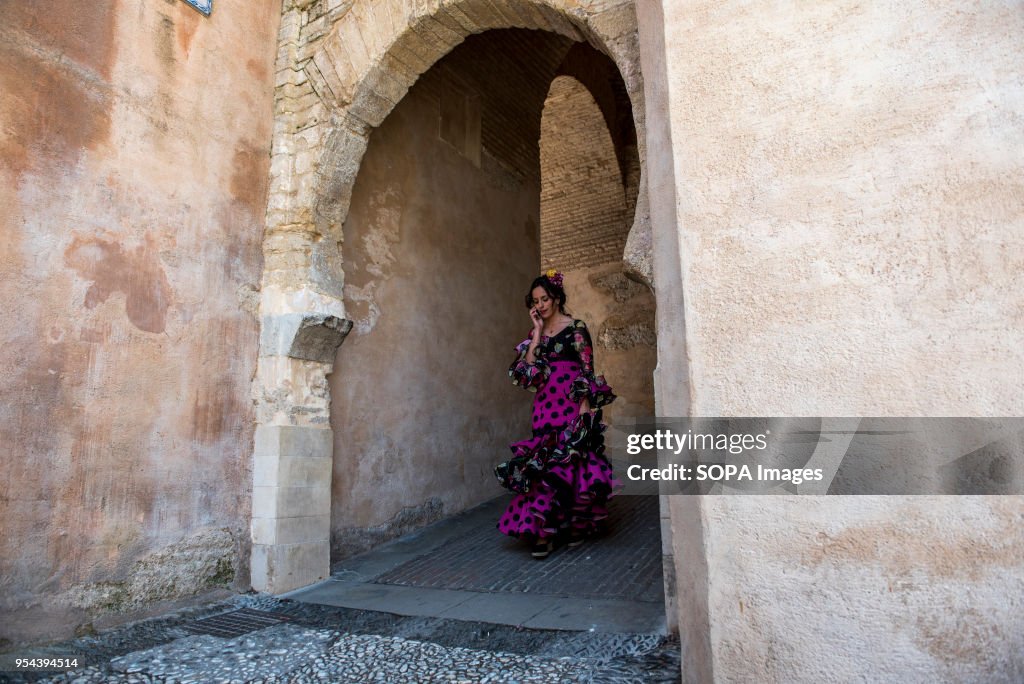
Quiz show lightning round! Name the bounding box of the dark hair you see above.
[525,275,568,314]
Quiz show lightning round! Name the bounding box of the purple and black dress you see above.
[495,319,620,541]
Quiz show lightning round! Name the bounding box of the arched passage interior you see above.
[328,29,655,566]
[250,0,688,638]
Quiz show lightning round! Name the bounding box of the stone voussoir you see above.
[334,12,375,76]
[346,1,384,57]
[450,0,506,32]
[509,0,557,32]
[432,3,480,35]
[368,0,398,43]
[306,49,346,105]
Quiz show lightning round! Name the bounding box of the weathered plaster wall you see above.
[558,266,655,427]
[0,0,281,647]
[639,0,1024,679]
[705,497,1024,682]
[328,31,553,557]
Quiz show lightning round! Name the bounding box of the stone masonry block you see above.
[252,485,331,519]
[254,452,332,487]
[476,0,521,29]
[505,0,548,31]
[454,0,495,27]
[369,0,397,41]
[413,0,444,15]
[251,541,329,593]
[385,34,434,73]
[254,423,333,459]
[336,16,373,76]
[348,2,382,57]
[360,63,410,108]
[377,51,419,89]
[320,30,360,82]
[403,18,450,61]
[416,13,463,47]
[261,312,353,362]
[452,0,499,31]
[534,3,584,41]
[587,2,637,44]
[326,1,354,23]
[491,0,539,29]
[308,49,346,104]
[348,82,403,127]
[382,0,412,28]
[278,9,303,44]
[252,515,331,545]
[301,15,330,43]
[431,5,472,35]
[514,0,552,26]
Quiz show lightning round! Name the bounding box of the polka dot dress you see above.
[496,320,619,542]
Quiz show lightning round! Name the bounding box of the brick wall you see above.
[411,29,574,182]
[540,75,628,270]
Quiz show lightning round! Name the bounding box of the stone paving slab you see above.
[522,597,665,634]
[290,579,664,633]
[291,580,476,616]
[435,591,552,625]
[374,495,663,602]
[284,494,665,633]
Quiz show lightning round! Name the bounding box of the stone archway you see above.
[539,71,656,425]
[250,0,673,625]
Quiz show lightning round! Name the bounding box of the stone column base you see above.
[250,424,333,594]
[251,540,330,593]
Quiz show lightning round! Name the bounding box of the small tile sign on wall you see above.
[182,0,212,15]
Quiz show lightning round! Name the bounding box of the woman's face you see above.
[530,286,557,320]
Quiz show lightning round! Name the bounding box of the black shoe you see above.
[567,532,585,548]
[531,539,555,559]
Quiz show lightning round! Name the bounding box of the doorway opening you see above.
[317,27,661,629]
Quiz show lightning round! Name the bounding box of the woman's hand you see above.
[525,308,543,362]
[579,398,592,414]
[530,307,543,334]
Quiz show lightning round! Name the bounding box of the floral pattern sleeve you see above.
[508,333,550,392]
[567,321,616,408]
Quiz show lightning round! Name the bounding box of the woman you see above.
[495,269,620,558]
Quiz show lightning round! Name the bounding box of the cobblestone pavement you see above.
[1,594,680,683]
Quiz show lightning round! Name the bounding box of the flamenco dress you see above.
[494,319,621,542]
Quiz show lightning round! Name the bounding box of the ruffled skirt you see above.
[495,408,621,540]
